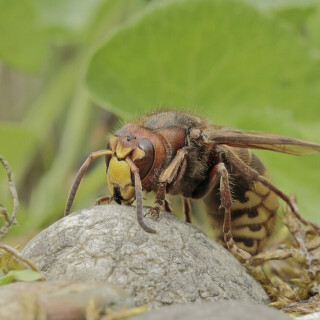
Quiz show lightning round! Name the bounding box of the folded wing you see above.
[202,129,320,155]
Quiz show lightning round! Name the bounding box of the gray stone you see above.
[131,301,290,320]
[299,313,320,320]
[22,205,269,308]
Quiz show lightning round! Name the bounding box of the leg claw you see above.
[146,207,160,219]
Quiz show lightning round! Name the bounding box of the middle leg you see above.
[148,149,188,218]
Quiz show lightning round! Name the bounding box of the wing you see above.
[201,129,320,155]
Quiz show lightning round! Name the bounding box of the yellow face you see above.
[106,156,135,204]
[106,130,152,204]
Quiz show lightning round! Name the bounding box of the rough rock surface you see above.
[22,205,269,308]
[131,301,290,320]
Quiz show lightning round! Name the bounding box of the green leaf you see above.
[32,0,105,43]
[0,124,37,180]
[274,6,315,30]
[306,4,320,51]
[32,0,155,44]
[0,271,14,285]
[0,124,37,212]
[242,0,318,11]
[87,0,159,44]
[9,269,43,282]
[0,269,43,286]
[0,0,48,71]
[86,0,320,121]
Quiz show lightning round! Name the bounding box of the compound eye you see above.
[132,138,154,180]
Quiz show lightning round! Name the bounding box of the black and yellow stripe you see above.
[205,148,279,255]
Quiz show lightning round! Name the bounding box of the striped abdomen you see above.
[204,147,279,255]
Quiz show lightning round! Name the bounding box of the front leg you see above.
[183,198,192,223]
[148,182,167,218]
[95,196,113,205]
[148,149,188,218]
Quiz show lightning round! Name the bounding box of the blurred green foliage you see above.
[0,0,320,242]
[0,268,43,285]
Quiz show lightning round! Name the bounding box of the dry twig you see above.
[0,156,19,238]
[0,155,40,272]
